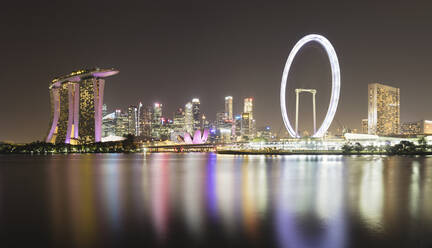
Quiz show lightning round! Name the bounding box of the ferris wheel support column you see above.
[313,91,316,134]
[295,89,300,136]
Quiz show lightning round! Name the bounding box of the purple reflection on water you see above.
[206,153,218,220]
[275,161,346,248]
[104,155,122,232]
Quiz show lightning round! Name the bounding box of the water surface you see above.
[1,153,431,247]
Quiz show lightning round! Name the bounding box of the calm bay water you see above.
[0,153,432,247]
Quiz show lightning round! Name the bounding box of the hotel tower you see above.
[368,83,400,136]
[46,68,119,144]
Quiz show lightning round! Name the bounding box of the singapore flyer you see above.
[280,34,341,138]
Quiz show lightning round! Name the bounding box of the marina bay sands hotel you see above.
[46,68,119,144]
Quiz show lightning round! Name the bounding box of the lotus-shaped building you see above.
[178,129,209,144]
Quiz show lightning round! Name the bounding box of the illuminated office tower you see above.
[127,105,138,136]
[137,102,142,136]
[173,107,185,132]
[192,98,201,130]
[241,113,252,140]
[368,83,400,135]
[46,68,119,144]
[201,114,210,130]
[184,102,193,134]
[244,97,253,120]
[225,96,233,121]
[139,105,152,138]
[216,112,226,128]
[234,115,242,139]
[152,103,162,124]
[216,111,232,142]
[151,102,163,139]
[114,109,128,136]
[102,111,116,137]
[242,97,256,138]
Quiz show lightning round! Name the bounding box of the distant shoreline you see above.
[216,150,432,156]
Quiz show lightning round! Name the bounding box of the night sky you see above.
[1,1,432,142]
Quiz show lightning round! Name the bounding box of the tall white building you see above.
[241,97,256,140]
[184,102,193,134]
[225,96,233,121]
[244,97,253,120]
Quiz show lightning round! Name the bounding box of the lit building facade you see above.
[215,112,232,142]
[102,111,116,137]
[241,112,252,140]
[127,105,138,136]
[401,120,432,135]
[257,126,273,141]
[244,97,253,120]
[421,120,432,134]
[225,96,233,121]
[192,98,201,131]
[401,121,420,135]
[184,102,193,134]
[234,115,242,140]
[173,107,185,132]
[239,97,256,140]
[151,103,163,139]
[361,119,368,134]
[114,109,128,136]
[368,83,400,136]
[46,68,119,144]
[139,105,152,138]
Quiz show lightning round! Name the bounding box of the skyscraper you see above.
[243,97,253,120]
[173,107,185,132]
[184,102,193,134]
[152,103,162,124]
[151,102,163,139]
[139,105,152,138]
[225,96,233,121]
[368,83,400,136]
[241,112,252,140]
[114,109,128,137]
[137,102,143,136]
[46,68,119,144]
[192,98,201,131]
[234,115,242,140]
[102,111,116,138]
[127,105,138,136]
[241,97,255,139]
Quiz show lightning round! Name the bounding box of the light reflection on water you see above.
[1,154,432,247]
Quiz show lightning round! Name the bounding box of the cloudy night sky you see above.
[1,0,432,142]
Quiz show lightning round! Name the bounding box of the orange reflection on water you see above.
[47,155,99,247]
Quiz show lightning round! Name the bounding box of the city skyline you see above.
[3,1,432,142]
